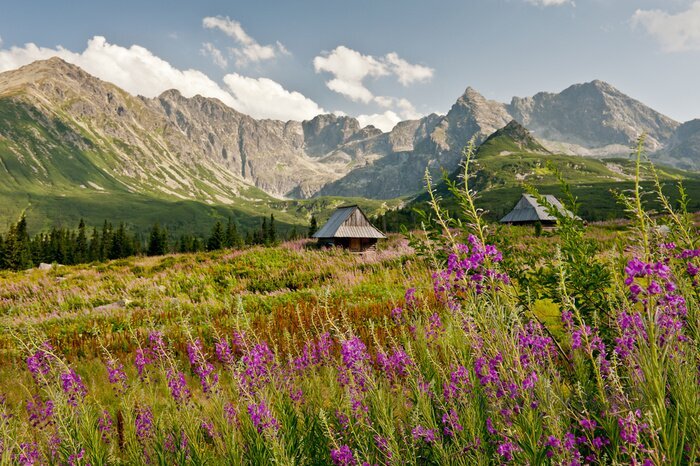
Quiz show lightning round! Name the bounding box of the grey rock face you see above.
[0,59,694,204]
[508,80,679,151]
[656,119,700,170]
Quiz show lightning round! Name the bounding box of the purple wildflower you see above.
[26,342,53,383]
[247,401,279,434]
[60,368,87,406]
[442,409,463,438]
[166,369,191,404]
[187,339,218,393]
[26,395,53,428]
[241,341,276,390]
[98,410,113,442]
[443,365,471,402]
[411,425,438,444]
[224,402,238,426]
[330,444,357,466]
[135,405,154,442]
[106,358,128,393]
[376,347,413,383]
[14,442,41,466]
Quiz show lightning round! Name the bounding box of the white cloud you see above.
[312,46,432,131]
[313,45,433,103]
[632,2,700,52]
[202,16,288,66]
[0,36,324,122]
[200,42,228,69]
[222,73,325,121]
[356,111,402,132]
[525,0,572,6]
[313,46,388,103]
[384,52,433,86]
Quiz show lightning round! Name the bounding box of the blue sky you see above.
[0,0,699,130]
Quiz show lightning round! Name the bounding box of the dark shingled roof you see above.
[500,194,573,223]
[313,206,386,239]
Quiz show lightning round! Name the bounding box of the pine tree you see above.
[9,217,33,270]
[308,215,318,238]
[88,227,100,262]
[207,221,225,251]
[148,223,168,256]
[74,219,88,264]
[268,214,276,245]
[225,217,242,248]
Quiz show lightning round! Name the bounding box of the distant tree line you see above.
[0,213,314,271]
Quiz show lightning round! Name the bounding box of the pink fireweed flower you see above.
[411,425,438,444]
[68,449,85,466]
[374,435,392,459]
[496,440,518,461]
[134,405,154,442]
[134,348,152,379]
[214,338,235,366]
[224,402,238,426]
[106,358,128,393]
[330,444,357,466]
[98,410,113,443]
[187,339,218,394]
[60,368,87,406]
[26,342,53,383]
[376,347,413,384]
[14,442,40,466]
[247,401,279,434]
[443,365,472,402]
[240,341,276,390]
[26,395,53,428]
[442,409,463,438]
[425,312,444,342]
[166,369,191,404]
[338,336,371,389]
[148,331,168,361]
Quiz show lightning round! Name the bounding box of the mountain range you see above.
[0,57,698,232]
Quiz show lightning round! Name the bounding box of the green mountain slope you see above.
[0,60,401,234]
[378,121,700,227]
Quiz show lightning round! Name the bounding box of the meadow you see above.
[0,144,698,465]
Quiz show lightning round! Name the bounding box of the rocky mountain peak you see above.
[481,120,549,153]
[301,113,363,156]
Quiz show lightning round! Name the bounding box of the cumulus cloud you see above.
[356,111,402,132]
[200,42,228,69]
[312,45,432,130]
[313,46,388,103]
[0,36,324,122]
[525,0,572,6]
[202,16,288,66]
[313,46,433,103]
[222,73,324,121]
[632,2,700,52]
[384,52,434,86]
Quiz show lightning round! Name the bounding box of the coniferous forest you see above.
[0,214,298,271]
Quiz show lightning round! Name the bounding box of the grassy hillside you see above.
[378,126,700,228]
[0,207,697,463]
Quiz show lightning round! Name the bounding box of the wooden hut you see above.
[313,205,386,252]
[500,194,572,226]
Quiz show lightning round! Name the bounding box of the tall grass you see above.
[0,141,698,465]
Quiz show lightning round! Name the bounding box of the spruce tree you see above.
[207,221,225,251]
[225,217,242,248]
[88,227,100,262]
[74,219,88,264]
[308,215,318,237]
[268,214,276,245]
[148,223,167,256]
